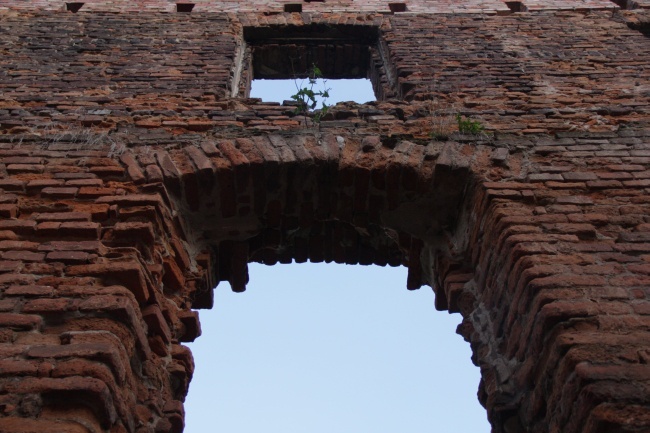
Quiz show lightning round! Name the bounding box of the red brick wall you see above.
[0,0,629,14]
[0,5,649,433]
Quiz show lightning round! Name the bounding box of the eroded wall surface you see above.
[0,3,649,433]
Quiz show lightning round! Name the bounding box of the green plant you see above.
[291,64,331,124]
[456,113,484,135]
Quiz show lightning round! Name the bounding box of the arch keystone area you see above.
[0,3,650,433]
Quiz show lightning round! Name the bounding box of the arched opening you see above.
[160,127,491,432]
[185,262,490,432]
[155,126,507,431]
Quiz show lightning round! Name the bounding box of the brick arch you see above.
[151,130,506,426]
[166,133,475,295]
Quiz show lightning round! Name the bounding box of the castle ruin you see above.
[0,0,649,431]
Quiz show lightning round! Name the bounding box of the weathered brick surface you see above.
[0,0,625,14]
[0,2,649,433]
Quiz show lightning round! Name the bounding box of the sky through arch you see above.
[185,263,490,433]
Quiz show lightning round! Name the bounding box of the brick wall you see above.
[0,0,627,14]
[0,4,649,433]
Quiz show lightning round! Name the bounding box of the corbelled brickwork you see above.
[0,2,650,433]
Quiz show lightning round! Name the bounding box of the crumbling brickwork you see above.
[0,1,649,432]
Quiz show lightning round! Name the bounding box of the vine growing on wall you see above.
[291,64,331,125]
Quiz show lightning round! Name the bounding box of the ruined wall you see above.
[0,2,649,433]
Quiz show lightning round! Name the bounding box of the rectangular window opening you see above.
[505,1,527,12]
[388,3,407,13]
[284,3,302,12]
[240,24,396,104]
[65,2,84,12]
[177,3,195,12]
[609,0,635,9]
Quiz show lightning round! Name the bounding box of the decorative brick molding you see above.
[0,4,649,433]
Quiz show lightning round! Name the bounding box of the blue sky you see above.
[185,263,490,433]
[183,80,490,432]
[250,78,377,106]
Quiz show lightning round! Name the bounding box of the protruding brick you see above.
[66,263,150,303]
[0,313,42,330]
